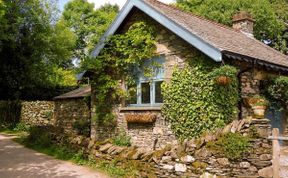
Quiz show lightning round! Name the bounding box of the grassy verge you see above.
[15,139,135,177]
[1,124,144,177]
[0,123,29,137]
[12,128,139,178]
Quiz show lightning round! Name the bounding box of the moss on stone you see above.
[192,161,208,169]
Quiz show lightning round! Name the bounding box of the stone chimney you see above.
[232,11,255,38]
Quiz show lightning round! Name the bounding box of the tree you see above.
[0,0,76,99]
[62,0,118,61]
[176,0,288,54]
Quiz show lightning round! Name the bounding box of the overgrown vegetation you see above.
[72,120,90,136]
[0,100,21,126]
[0,0,77,100]
[207,133,250,160]
[266,76,288,109]
[16,125,147,177]
[162,56,239,139]
[113,129,131,147]
[82,20,157,124]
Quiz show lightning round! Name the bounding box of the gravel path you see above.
[0,134,109,178]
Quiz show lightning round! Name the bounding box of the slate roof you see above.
[144,0,288,68]
[54,86,91,100]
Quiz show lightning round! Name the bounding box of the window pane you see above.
[155,81,163,103]
[141,82,150,104]
[127,84,137,104]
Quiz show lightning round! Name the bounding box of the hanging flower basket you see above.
[125,114,157,123]
[215,75,231,86]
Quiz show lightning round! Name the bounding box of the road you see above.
[0,134,108,178]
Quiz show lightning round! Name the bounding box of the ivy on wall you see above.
[82,21,157,124]
[162,55,239,140]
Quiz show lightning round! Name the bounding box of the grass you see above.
[0,123,29,137]
[15,138,136,177]
[1,124,146,177]
[14,132,139,177]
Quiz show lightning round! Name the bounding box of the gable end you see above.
[91,0,222,62]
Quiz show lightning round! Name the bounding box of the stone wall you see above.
[50,116,273,178]
[117,109,177,150]
[54,98,90,136]
[20,100,54,126]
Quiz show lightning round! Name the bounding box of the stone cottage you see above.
[90,0,288,149]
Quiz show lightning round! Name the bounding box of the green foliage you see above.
[162,55,239,139]
[73,120,90,136]
[207,133,250,160]
[82,21,157,123]
[113,130,131,147]
[0,100,21,126]
[267,76,288,108]
[26,126,53,147]
[62,0,118,60]
[176,0,288,54]
[0,0,77,99]
[18,127,142,177]
[210,65,238,80]
[249,95,269,107]
[12,123,30,132]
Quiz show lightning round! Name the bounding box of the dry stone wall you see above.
[20,100,54,126]
[52,117,273,178]
[116,109,177,150]
[54,98,90,136]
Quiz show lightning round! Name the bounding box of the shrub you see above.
[207,133,250,160]
[72,120,90,136]
[25,126,54,147]
[12,123,30,132]
[267,76,288,107]
[162,56,239,140]
[113,129,131,147]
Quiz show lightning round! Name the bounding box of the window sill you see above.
[120,106,161,111]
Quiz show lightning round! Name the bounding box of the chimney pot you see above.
[232,11,255,37]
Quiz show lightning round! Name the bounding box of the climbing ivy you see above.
[161,55,239,140]
[82,21,157,124]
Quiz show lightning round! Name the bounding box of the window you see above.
[127,56,165,106]
[141,82,151,104]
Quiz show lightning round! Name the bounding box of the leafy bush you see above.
[162,56,239,139]
[207,133,250,160]
[13,123,30,132]
[113,129,131,147]
[72,120,90,136]
[0,100,21,126]
[25,126,54,147]
[267,76,288,107]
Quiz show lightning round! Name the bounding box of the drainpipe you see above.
[237,60,255,120]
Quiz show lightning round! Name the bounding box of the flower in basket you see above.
[248,95,269,119]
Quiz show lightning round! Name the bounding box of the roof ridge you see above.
[145,0,287,60]
[145,0,241,33]
[248,35,288,59]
